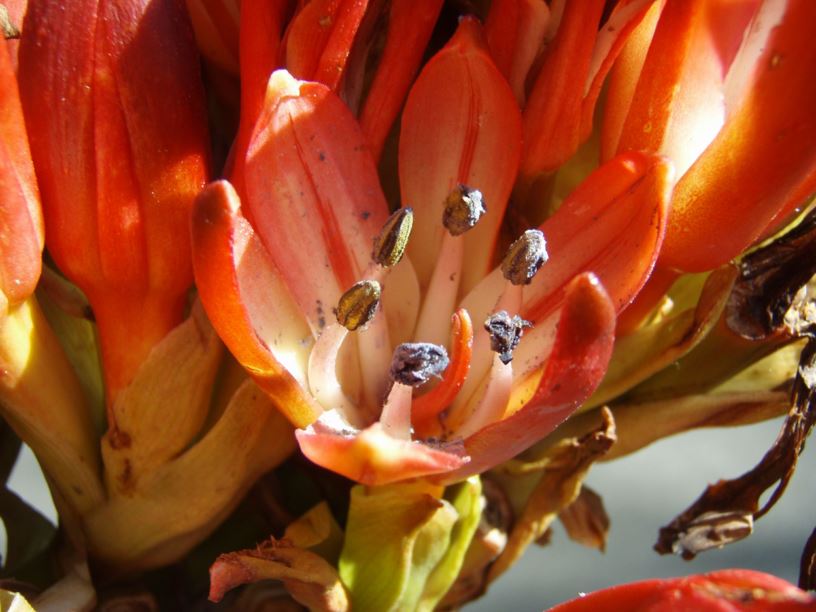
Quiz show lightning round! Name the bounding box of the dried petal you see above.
[486,408,616,582]
[654,339,816,559]
[559,486,610,552]
[209,537,348,611]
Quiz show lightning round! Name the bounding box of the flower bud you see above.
[18,0,210,404]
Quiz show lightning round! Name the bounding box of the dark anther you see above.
[336,280,381,331]
[484,311,532,364]
[372,208,413,267]
[389,342,449,387]
[501,229,548,285]
[443,185,486,236]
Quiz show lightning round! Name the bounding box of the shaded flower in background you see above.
[0,0,815,610]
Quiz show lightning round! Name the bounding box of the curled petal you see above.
[0,39,42,309]
[400,17,522,295]
[296,419,468,486]
[660,0,816,272]
[440,273,616,483]
[191,180,321,428]
[245,70,389,331]
[412,309,474,437]
[209,538,348,610]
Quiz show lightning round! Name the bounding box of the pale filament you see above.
[453,279,524,419]
[307,322,363,428]
[455,352,513,438]
[413,231,465,347]
[379,382,414,440]
[357,263,394,421]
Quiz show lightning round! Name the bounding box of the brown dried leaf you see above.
[558,485,610,552]
[486,408,616,582]
[209,538,349,612]
[727,208,816,340]
[655,338,816,559]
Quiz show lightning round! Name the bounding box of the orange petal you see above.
[191,180,322,428]
[284,0,369,91]
[244,70,390,331]
[606,0,760,176]
[412,309,474,437]
[359,0,443,161]
[660,0,816,272]
[523,153,673,322]
[520,0,659,180]
[484,0,550,105]
[399,16,522,295]
[457,152,671,407]
[439,273,615,484]
[548,570,814,611]
[0,39,42,308]
[296,421,468,485]
[19,0,210,400]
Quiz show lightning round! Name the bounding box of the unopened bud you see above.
[373,208,413,267]
[501,229,547,285]
[484,311,532,364]
[389,342,449,387]
[443,185,486,236]
[336,280,381,331]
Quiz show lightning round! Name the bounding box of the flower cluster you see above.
[0,0,815,609]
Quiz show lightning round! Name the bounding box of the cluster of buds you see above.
[0,0,815,609]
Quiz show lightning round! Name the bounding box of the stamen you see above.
[484,311,532,365]
[358,210,417,420]
[443,185,486,236]
[446,230,546,431]
[381,341,449,440]
[372,208,414,268]
[336,280,381,331]
[307,322,361,427]
[308,280,382,427]
[501,229,548,286]
[413,309,474,437]
[414,185,486,345]
[389,342,449,387]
